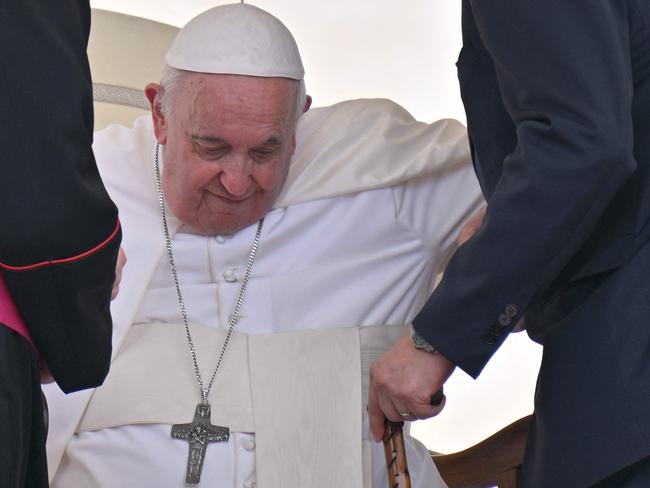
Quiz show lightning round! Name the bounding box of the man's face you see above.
[151,73,297,235]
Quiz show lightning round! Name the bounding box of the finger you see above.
[370,383,411,438]
[112,248,127,301]
[400,390,447,421]
[115,250,126,280]
[367,383,386,442]
[375,379,418,423]
[118,247,127,266]
[390,401,414,422]
[379,383,440,422]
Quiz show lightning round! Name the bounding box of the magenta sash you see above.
[0,274,34,347]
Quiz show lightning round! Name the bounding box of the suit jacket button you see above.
[505,304,518,317]
[498,313,512,326]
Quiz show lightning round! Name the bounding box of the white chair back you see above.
[88,9,178,130]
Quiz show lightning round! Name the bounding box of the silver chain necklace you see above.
[153,143,264,484]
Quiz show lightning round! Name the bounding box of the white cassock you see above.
[45,99,482,488]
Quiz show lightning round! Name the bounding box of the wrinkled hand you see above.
[111,247,127,301]
[368,334,455,441]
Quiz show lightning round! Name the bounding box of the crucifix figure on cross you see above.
[171,403,230,484]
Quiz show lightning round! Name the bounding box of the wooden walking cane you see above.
[383,421,412,488]
[382,389,444,488]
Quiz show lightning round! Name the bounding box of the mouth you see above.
[206,191,254,204]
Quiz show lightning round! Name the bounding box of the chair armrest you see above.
[431,414,532,488]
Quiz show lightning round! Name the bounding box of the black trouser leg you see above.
[0,325,48,488]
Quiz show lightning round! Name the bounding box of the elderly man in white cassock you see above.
[44,3,482,488]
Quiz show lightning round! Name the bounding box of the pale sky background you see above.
[89,0,543,455]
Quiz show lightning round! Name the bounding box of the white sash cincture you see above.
[76,323,408,488]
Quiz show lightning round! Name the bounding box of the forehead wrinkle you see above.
[178,80,203,138]
[179,74,295,144]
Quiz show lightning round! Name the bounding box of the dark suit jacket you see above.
[0,0,121,393]
[414,1,650,485]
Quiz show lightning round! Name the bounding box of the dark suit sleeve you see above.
[414,0,635,377]
[0,0,121,392]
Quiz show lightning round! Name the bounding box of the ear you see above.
[290,95,311,157]
[303,95,312,113]
[145,83,168,145]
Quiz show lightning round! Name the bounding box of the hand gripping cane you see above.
[383,389,444,488]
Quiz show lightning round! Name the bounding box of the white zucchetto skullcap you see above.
[165,3,304,80]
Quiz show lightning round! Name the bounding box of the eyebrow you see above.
[191,135,228,145]
[191,135,284,147]
[256,137,282,147]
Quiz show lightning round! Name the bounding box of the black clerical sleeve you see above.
[0,0,121,392]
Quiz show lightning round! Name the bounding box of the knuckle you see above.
[373,374,393,392]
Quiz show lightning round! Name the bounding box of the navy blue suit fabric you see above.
[414,1,650,485]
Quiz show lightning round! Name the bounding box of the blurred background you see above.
[89,0,543,454]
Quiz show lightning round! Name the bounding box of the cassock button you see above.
[215,235,227,244]
[223,268,239,282]
[240,437,256,451]
[505,304,518,318]
[498,313,511,327]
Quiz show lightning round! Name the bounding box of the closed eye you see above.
[251,149,275,161]
[192,139,230,160]
[250,139,281,162]
[204,147,229,158]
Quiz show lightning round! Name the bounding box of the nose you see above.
[219,157,253,198]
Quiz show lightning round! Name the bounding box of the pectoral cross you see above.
[171,403,230,484]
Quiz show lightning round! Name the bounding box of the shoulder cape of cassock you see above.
[43,98,470,478]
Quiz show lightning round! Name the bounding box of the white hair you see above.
[158,64,306,124]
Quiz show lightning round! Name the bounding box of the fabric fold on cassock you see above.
[277,98,470,208]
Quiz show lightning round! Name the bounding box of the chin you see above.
[195,215,256,236]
